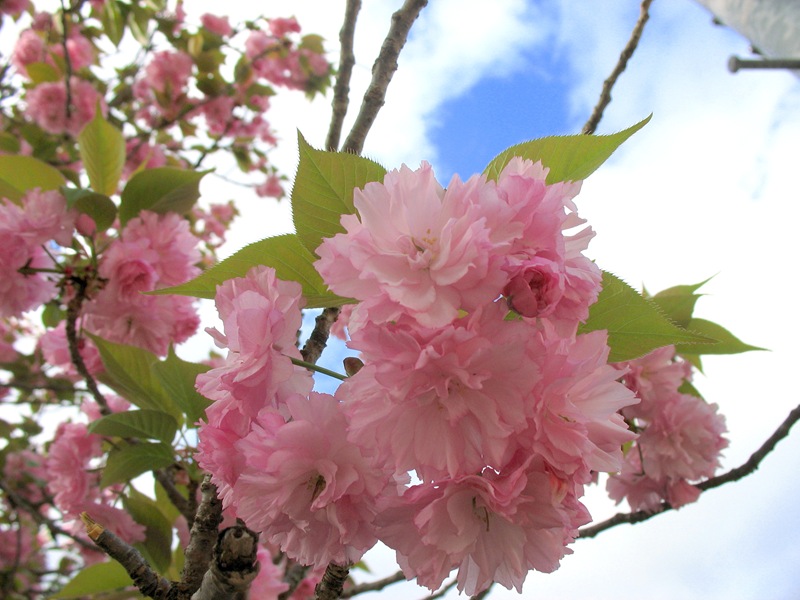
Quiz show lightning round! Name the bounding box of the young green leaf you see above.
[578,271,714,362]
[152,234,351,308]
[483,115,651,183]
[62,188,118,232]
[675,318,766,356]
[152,348,212,426]
[88,333,180,420]
[100,441,174,487]
[119,167,207,225]
[88,409,178,443]
[292,132,386,255]
[48,560,132,599]
[649,276,713,328]
[78,110,126,196]
[0,155,66,201]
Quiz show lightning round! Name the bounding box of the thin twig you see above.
[582,0,654,134]
[340,0,429,154]
[65,280,110,415]
[326,0,362,151]
[341,569,405,597]
[579,402,800,539]
[59,0,74,120]
[0,479,96,552]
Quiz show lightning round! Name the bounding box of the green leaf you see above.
[101,0,126,47]
[119,167,207,225]
[483,115,651,183]
[88,334,180,419]
[88,409,178,443]
[123,487,173,573]
[292,132,386,255]
[48,560,132,598]
[0,132,21,154]
[675,318,766,356]
[101,441,174,487]
[578,271,714,362]
[153,234,350,308]
[78,110,126,196]
[649,276,713,327]
[152,348,212,426]
[62,188,118,232]
[0,155,66,201]
[26,62,60,84]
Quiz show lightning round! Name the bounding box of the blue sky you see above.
[194,1,800,598]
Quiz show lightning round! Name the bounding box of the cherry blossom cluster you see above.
[6,3,331,199]
[197,158,642,595]
[608,345,728,511]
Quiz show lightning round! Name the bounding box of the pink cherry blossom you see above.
[0,189,75,317]
[343,302,538,480]
[25,77,103,136]
[377,455,590,596]
[520,327,638,481]
[82,210,201,355]
[45,422,102,514]
[231,394,395,568]
[315,162,510,329]
[201,13,233,37]
[195,265,312,418]
[40,321,104,377]
[12,29,47,76]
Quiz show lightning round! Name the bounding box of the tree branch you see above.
[300,307,341,365]
[314,562,351,600]
[579,402,800,539]
[190,523,260,600]
[341,569,405,597]
[326,0,362,151]
[340,0,429,154]
[582,0,654,135]
[65,279,110,416]
[174,474,224,598]
[80,512,171,599]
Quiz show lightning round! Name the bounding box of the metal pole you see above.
[728,56,800,72]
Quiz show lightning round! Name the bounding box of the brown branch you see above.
[174,474,224,597]
[301,307,341,365]
[80,512,171,599]
[579,402,800,539]
[191,523,260,600]
[65,280,110,415]
[340,0,429,154]
[0,479,96,552]
[326,0,362,151]
[153,467,194,528]
[59,0,74,120]
[314,562,351,600]
[278,562,310,600]
[582,0,654,135]
[341,569,405,597]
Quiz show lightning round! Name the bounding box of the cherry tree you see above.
[0,1,797,599]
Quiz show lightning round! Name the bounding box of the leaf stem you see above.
[290,356,347,381]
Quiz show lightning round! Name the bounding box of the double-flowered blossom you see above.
[0,189,76,318]
[608,345,728,511]
[197,158,640,595]
[83,211,201,355]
